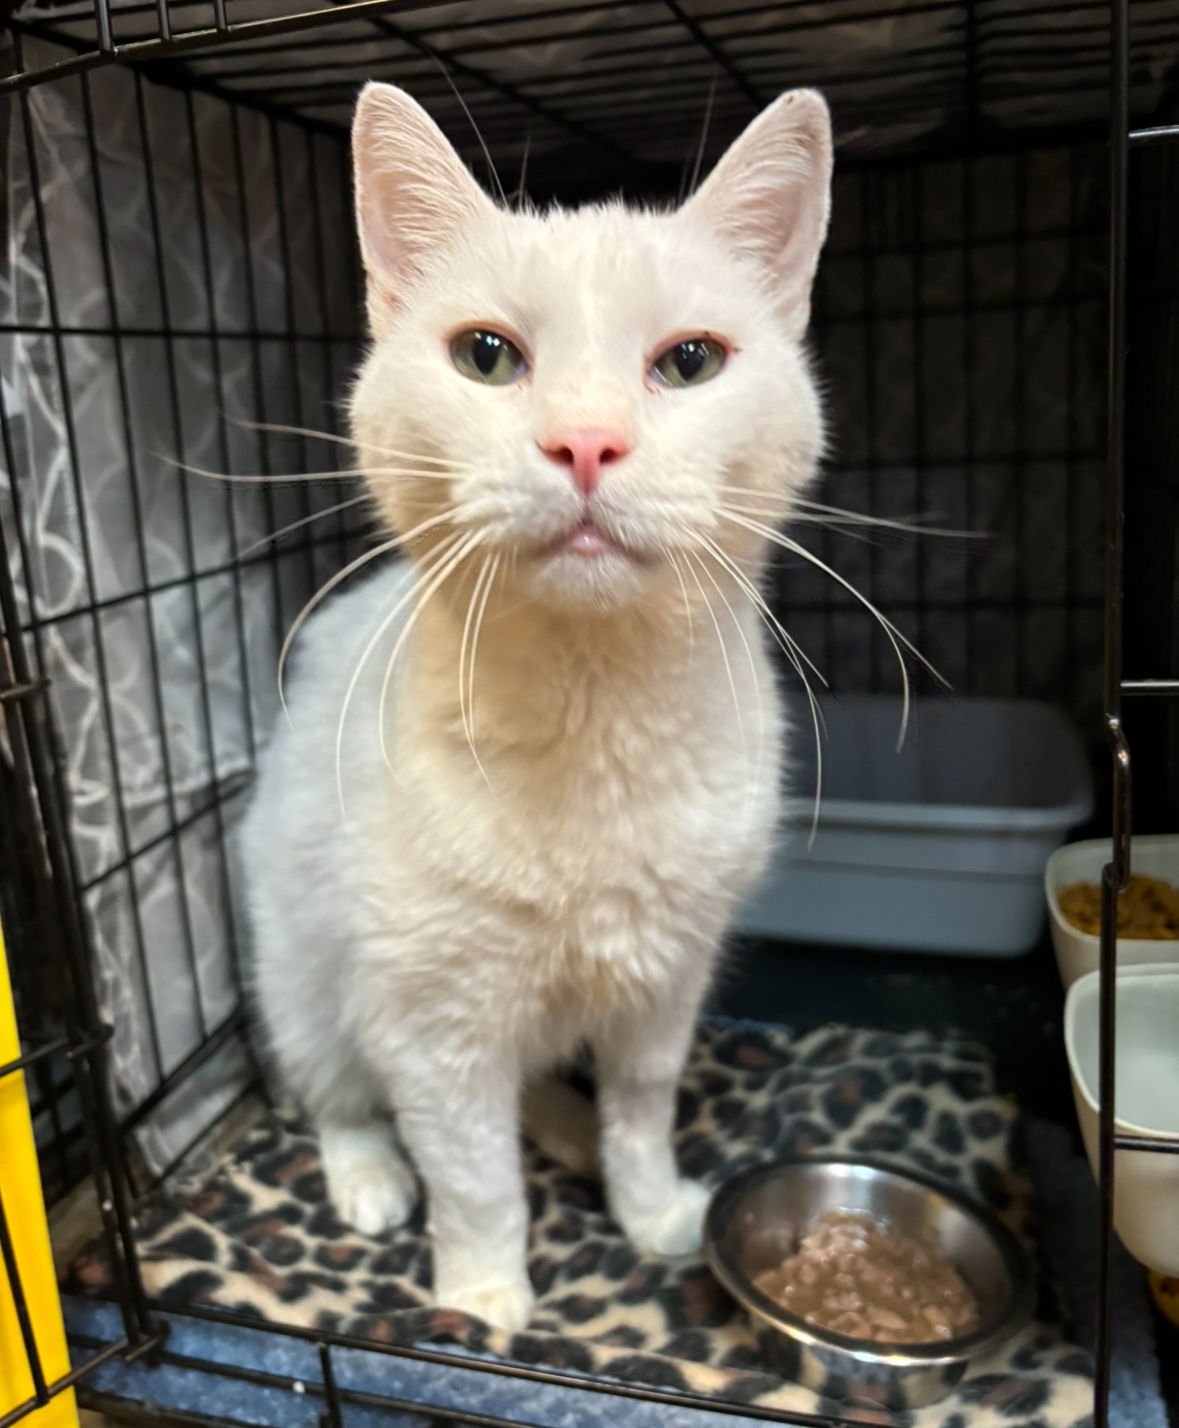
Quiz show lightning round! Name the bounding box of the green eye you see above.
[651,337,727,389]
[449,328,527,385]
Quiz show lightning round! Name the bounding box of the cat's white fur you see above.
[245,83,832,1332]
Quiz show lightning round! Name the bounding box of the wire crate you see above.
[1,2,1178,1426]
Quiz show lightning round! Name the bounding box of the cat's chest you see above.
[441,722,768,916]
[378,647,781,919]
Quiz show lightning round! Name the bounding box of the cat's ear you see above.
[352,82,494,333]
[684,89,832,339]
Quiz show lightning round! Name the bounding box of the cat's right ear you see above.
[683,89,832,340]
[353,83,494,335]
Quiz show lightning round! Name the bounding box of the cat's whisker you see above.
[797,498,982,540]
[686,70,719,198]
[688,544,763,811]
[376,530,486,776]
[160,453,354,485]
[719,510,950,750]
[466,550,501,784]
[236,494,371,560]
[278,508,457,713]
[716,485,981,540]
[717,500,878,543]
[335,529,469,813]
[693,533,826,845]
[513,126,533,209]
[426,50,507,205]
[681,549,746,762]
[664,547,695,658]
[459,555,492,779]
[229,417,459,470]
[693,531,828,691]
[164,455,455,485]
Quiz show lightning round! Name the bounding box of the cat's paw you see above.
[437,1278,535,1332]
[321,1125,418,1237]
[625,1179,710,1257]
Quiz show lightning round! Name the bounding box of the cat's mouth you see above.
[545,519,638,561]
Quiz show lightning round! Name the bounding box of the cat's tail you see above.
[523,1078,598,1176]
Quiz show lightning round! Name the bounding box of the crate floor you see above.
[71,1022,1095,1427]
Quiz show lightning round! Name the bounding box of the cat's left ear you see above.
[684,89,832,339]
[353,82,495,335]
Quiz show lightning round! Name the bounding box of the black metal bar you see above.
[0,315,88,1200]
[1066,141,1080,715]
[79,70,211,1050]
[0,677,48,704]
[660,0,762,107]
[911,163,928,665]
[860,169,883,691]
[0,1026,113,1082]
[19,528,365,639]
[267,114,320,601]
[82,782,251,898]
[8,13,347,142]
[983,1,1178,37]
[227,101,291,654]
[961,128,977,694]
[1,82,157,1345]
[118,1008,247,1136]
[0,0,430,96]
[132,69,251,1021]
[137,1078,262,1196]
[93,0,114,53]
[0,1185,50,1406]
[17,73,166,1088]
[1114,1134,1179,1153]
[303,127,352,569]
[182,84,267,773]
[1013,147,1028,692]
[77,1391,246,1428]
[1095,0,1132,1424]
[128,1307,856,1428]
[0,1038,72,1082]
[317,1343,343,1428]
[0,1338,131,1428]
[205,14,687,79]
[329,4,632,166]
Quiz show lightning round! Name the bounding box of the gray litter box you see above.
[737,696,1093,956]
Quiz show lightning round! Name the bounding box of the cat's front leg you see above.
[389,1049,533,1332]
[595,977,710,1258]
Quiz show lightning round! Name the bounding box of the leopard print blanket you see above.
[72,1022,1095,1426]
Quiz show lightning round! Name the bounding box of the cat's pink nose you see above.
[540,429,630,495]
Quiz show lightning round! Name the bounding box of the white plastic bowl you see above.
[1045,836,1179,988]
[1064,963,1179,1274]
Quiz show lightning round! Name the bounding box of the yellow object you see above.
[1151,1272,1179,1331]
[0,917,78,1427]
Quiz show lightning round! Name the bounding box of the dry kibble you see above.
[753,1211,980,1345]
[1059,874,1179,939]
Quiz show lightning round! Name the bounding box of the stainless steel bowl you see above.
[704,1157,1035,1410]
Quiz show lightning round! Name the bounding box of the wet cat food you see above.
[1059,874,1179,939]
[753,1210,980,1343]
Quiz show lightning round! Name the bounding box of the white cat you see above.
[244,81,832,1332]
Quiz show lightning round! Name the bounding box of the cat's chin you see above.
[522,545,652,614]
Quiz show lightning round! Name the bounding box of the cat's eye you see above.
[650,337,727,389]
[449,329,528,386]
